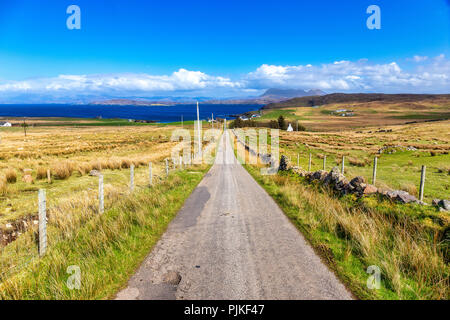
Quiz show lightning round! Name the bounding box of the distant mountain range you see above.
[261,88,326,99]
[201,88,327,105]
[263,93,450,109]
[88,88,326,106]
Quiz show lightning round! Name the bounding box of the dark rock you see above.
[89,170,100,176]
[314,170,328,181]
[441,200,450,211]
[386,190,418,203]
[434,199,450,211]
[363,184,378,195]
[293,167,307,177]
[278,155,289,171]
[350,176,366,187]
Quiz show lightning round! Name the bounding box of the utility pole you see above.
[196,102,202,159]
[22,118,28,137]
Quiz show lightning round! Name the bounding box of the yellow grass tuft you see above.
[0,176,8,196]
[348,157,367,167]
[121,159,132,169]
[36,167,49,180]
[51,161,75,180]
[400,182,418,196]
[437,165,450,175]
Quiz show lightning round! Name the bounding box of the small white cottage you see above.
[287,123,293,132]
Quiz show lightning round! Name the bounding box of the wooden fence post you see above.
[341,156,345,174]
[180,156,183,170]
[46,169,51,184]
[165,159,169,177]
[38,189,47,257]
[323,155,326,171]
[297,153,299,167]
[419,165,426,202]
[308,153,312,172]
[372,157,378,185]
[149,162,152,186]
[99,175,104,214]
[130,164,134,192]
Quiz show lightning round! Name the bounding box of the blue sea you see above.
[0,104,261,123]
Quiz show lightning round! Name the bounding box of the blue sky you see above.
[0,0,448,102]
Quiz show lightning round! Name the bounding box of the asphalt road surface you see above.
[116,130,352,300]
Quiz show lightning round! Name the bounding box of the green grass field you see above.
[282,145,449,203]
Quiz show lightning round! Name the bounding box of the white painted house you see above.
[0,121,12,127]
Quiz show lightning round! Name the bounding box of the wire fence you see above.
[0,155,198,282]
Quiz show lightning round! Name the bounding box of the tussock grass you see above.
[437,165,450,175]
[51,161,75,180]
[121,159,132,169]
[36,167,48,180]
[5,169,17,183]
[400,182,418,197]
[0,176,8,196]
[348,157,367,167]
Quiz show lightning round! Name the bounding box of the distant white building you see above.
[287,123,294,132]
[0,121,12,127]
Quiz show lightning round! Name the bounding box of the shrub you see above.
[278,115,287,130]
[269,120,279,129]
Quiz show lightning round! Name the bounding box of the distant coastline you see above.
[90,99,177,107]
[0,103,261,123]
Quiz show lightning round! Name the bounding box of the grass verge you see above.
[243,164,449,300]
[0,166,209,300]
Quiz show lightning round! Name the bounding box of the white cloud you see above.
[410,55,429,62]
[245,56,449,93]
[0,55,448,102]
[0,69,241,95]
